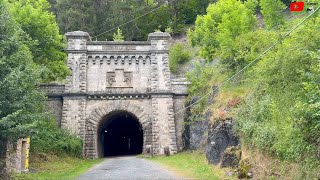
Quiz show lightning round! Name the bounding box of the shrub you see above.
[169,43,191,74]
[235,13,320,162]
[113,28,124,42]
[31,119,83,157]
[235,92,311,161]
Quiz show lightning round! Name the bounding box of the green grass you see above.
[14,154,103,180]
[146,151,235,180]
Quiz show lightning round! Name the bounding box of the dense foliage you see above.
[236,18,320,160]
[8,0,69,82]
[0,0,45,143]
[0,0,319,178]
[50,0,218,40]
[0,0,81,167]
[187,0,320,177]
[31,120,83,157]
[169,43,191,73]
[259,0,286,29]
[188,0,257,70]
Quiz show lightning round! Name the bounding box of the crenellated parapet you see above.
[41,31,189,158]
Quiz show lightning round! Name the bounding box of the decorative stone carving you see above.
[123,72,132,85]
[107,72,116,86]
[68,39,75,50]
[106,69,133,88]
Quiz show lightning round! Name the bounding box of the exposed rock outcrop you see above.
[183,111,211,150]
[206,119,239,164]
[183,95,214,150]
[188,119,209,150]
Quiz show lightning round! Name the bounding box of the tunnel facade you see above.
[98,111,143,157]
[41,31,189,158]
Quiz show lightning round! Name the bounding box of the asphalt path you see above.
[76,156,189,180]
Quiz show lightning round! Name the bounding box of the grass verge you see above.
[146,151,235,180]
[14,154,103,180]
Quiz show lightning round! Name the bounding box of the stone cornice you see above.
[87,41,150,45]
[66,49,88,53]
[149,50,169,54]
[147,32,171,41]
[65,31,91,41]
[45,92,188,99]
[86,51,151,54]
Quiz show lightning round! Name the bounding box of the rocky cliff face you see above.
[184,116,240,166]
[206,119,239,164]
[184,116,209,150]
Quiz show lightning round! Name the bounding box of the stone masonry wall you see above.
[42,31,188,158]
[45,99,63,126]
[173,96,187,152]
[39,84,64,126]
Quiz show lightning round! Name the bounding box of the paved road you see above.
[76,156,188,180]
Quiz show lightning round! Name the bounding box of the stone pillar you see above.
[173,96,187,152]
[5,138,30,174]
[64,31,90,93]
[61,31,90,138]
[148,32,177,155]
[172,79,189,151]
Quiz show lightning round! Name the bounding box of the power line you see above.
[173,6,320,116]
[92,1,172,39]
[92,3,164,35]
[92,0,290,39]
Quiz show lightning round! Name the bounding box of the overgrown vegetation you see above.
[169,43,191,73]
[9,0,69,82]
[186,0,320,178]
[50,0,218,40]
[0,0,46,148]
[0,0,82,177]
[31,120,83,157]
[0,0,45,177]
[235,8,320,161]
[14,155,103,180]
[188,0,257,65]
[1,0,319,179]
[240,146,320,179]
[147,151,235,180]
[113,28,125,42]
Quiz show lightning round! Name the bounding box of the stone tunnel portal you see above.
[98,111,143,157]
[41,31,189,158]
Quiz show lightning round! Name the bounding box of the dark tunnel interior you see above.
[99,111,143,157]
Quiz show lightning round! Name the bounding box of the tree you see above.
[170,0,217,31]
[188,0,257,64]
[260,0,286,29]
[235,11,320,162]
[48,0,224,41]
[55,0,96,34]
[232,29,277,69]
[0,0,46,145]
[169,43,191,73]
[9,0,69,82]
[53,0,189,40]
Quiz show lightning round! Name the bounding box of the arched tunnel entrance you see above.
[98,111,143,157]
